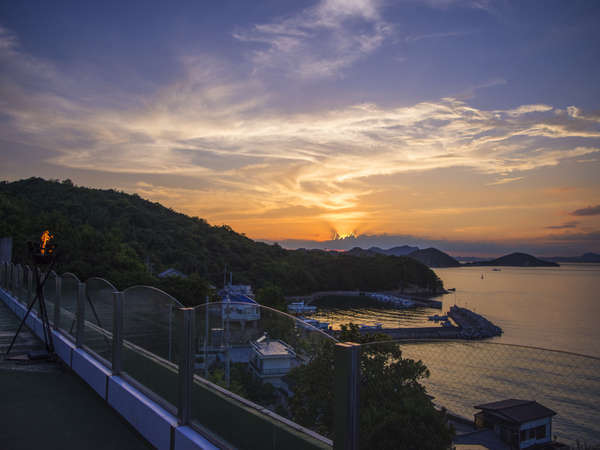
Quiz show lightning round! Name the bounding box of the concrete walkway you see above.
[0,300,153,450]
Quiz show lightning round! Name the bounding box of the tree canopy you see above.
[0,178,443,304]
[286,324,454,449]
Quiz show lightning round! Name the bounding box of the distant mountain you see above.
[470,252,559,267]
[543,253,600,263]
[408,248,461,268]
[345,247,378,257]
[369,245,419,256]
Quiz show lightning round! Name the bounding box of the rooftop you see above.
[475,399,556,424]
[252,336,296,358]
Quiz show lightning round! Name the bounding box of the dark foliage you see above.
[0,178,443,304]
[286,324,454,449]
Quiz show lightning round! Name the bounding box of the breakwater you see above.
[286,290,442,309]
[447,305,502,339]
[354,306,502,340]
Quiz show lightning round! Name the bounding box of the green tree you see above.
[255,283,286,310]
[286,324,454,449]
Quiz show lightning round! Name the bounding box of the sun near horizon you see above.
[0,0,599,257]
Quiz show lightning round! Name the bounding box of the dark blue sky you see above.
[1,0,599,255]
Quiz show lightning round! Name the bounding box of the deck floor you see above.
[0,297,153,450]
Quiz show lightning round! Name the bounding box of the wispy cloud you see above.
[570,205,600,216]
[545,221,578,230]
[1,22,600,243]
[405,30,474,42]
[233,0,391,79]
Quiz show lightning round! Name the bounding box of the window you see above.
[520,430,527,442]
[535,425,546,439]
[529,428,536,439]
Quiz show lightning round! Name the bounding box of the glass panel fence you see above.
[181,302,336,449]
[13,264,23,303]
[59,273,80,339]
[83,277,116,365]
[399,341,600,446]
[356,338,600,448]
[120,285,184,413]
[0,262,6,288]
[42,270,58,324]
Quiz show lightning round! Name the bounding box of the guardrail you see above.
[5,260,596,448]
[0,261,340,450]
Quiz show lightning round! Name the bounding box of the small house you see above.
[473,399,556,448]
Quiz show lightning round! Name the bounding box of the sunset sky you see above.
[1,0,599,256]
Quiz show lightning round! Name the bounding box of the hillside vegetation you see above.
[408,248,461,268]
[0,178,443,304]
[469,252,559,267]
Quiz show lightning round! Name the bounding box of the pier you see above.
[356,306,502,340]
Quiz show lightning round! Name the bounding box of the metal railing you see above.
[0,261,339,450]
[2,260,597,449]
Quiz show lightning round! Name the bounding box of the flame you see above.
[40,230,53,255]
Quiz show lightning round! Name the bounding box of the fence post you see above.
[54,276,62,329]
[112,291,124,375]
[75,282,86,347]
[27,267,33,303]
[178,308,195,425]
[334,342,360,450]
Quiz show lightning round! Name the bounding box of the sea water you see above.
[309,263,600,444]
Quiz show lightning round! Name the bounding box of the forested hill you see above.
[0,178,443,304]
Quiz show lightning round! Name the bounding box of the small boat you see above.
[447,288,456,292]
[287,301,317,313]
[492,268,501,272]
[297,317,330,330]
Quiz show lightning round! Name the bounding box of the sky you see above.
[1,0,599,256]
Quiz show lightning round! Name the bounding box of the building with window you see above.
[249,335,296,388]
[468,399,556,448]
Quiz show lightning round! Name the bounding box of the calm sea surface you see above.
[435,263,600,357]
[310,263,600,357]
[308,264,600,443]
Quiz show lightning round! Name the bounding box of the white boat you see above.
[287,301,317,313]
[297,316,330,330]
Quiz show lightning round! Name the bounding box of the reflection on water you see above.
[435,263,600,357]
[305,265,600,444]
[307,295,440,329]
[306,264,600,357]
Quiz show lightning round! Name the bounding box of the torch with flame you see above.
[40,230,53,255]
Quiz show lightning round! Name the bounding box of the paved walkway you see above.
[0,299,153,450]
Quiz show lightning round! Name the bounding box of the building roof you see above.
[157,268,187,278]
[474,399,556,424]
[252,337,295,358]
[224,293,257,304]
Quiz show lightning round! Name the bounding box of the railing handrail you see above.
[365,338,600,361]
[123,285,184,307]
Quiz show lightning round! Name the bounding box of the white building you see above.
[249,335,296,388]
